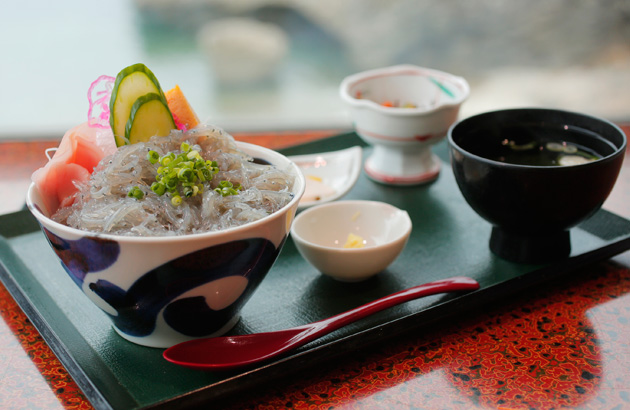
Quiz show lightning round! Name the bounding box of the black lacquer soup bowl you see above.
[448,108,626,263]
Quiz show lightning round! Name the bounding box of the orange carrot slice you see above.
[165,85,200,130]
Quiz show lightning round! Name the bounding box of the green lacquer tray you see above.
[2,133,630,409]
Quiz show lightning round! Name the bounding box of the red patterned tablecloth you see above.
[1,126,629,410]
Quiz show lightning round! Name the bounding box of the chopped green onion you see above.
[214,181,241,197]
[165,177,178,190]
[128,186,144,200]
[196,169,206,182]
[151,181,166,195]
[177,167,194,181]
[160,152,175,166]
[147,150,160,164]
[169,156,183,168]
[183,186,194,197]
[187,150,202,161]
[137,142,240,206]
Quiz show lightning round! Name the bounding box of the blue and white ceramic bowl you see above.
[26,142,305,348]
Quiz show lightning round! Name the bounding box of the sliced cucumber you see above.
[109,63,173,146]
[125,93,177,144]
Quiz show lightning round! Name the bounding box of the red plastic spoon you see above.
[163,276,479,371]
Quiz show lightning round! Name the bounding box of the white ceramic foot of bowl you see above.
[363,144,441,186]
[113,314,241,348]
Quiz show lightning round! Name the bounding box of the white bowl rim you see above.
[291,199,412,252]
[339,64,470,116]
[26,141,306,244]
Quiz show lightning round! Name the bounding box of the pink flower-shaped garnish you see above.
[87,75,115,129]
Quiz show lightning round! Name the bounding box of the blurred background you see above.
[1,0,629,140]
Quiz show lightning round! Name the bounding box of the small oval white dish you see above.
[340,64,469,186]
[289,146,363,210]
[290,200,412,282]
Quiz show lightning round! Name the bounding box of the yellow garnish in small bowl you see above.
[343,233,365,249]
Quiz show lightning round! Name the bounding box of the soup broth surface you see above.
[461,124,610,166]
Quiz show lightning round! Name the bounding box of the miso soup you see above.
[460,124,614,166]
[494,138,600,166]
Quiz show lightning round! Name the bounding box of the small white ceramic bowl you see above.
[340,64,469,185]
[26,142,305,348]
[290,200,412,282]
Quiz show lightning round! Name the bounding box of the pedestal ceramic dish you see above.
[340,64,469,185]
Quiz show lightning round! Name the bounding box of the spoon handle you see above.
[163,276,480,370]
[299,276,479,342]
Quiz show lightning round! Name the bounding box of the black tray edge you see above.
[2,130,630,408]
[149,235,630,409]
[0,257,116,410]
[0,219,139,410]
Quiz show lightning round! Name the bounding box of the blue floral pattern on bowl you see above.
[43,227,284,338]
